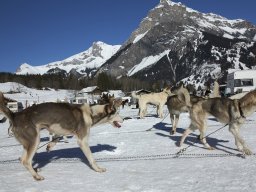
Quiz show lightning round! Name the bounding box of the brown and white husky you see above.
[0,92,123,180]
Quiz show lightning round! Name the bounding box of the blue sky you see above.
[0,0,256,73]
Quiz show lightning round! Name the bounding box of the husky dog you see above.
[47,94,116,151]
[167,81,221,135]
[0,92,123,180]
[98,93,115,105]
[178,90,256,155]
[166,86,202,135]
[131,87,172,119]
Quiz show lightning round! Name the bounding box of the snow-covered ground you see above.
[0,82,75,107]
[1,86,256,192]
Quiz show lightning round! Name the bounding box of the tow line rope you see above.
[1,120,256,149]
[0,152,253,165]
[0,122,253,164]
[0,116,255,161]
[37,136,63,150]
[174,123,229,157]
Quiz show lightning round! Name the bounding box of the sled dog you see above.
[47,93,116,150]
[131,87,172,119]
[0,92,123,180]
[178,90,256,155]
[167,81,221,135]
[167,86,203,135]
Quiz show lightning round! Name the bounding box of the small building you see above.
[105,90,125,98]
[226,70,256,95]
[4,97,23,112]
[70,86,103,104]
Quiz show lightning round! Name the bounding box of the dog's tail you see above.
[210,81,221,98]
[131,91,140,100]
[0,92,14,124]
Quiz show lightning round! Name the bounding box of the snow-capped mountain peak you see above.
[130,0,255,45]
[16,41,121,76]
[96,0,256,87]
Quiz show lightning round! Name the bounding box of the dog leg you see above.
[8,126,14,137]
[179,122,198,147]
[199,132,214,150]
[140,104,147,119]
[21,134,44,181]
[198,119,214,150]
[158,105,163,118]
[156,105,159,117]
[170,114,175,135]
[143,108,147,117]
[174,115,180,133]
[170,114,179,135]
[179,127,193,147]
[77,137,106,172]
[46,135,60,152]
[139,105,144,119]
[179,122,197,147]
[229,124,252,155]
[19,147,27,164]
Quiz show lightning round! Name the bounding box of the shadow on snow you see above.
[152,122,238,154]
[33,144,117,169]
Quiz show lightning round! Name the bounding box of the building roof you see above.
[79,86,100,94]
[107,90,125,98]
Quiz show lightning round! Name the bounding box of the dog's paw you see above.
[33,174,45,181]
[170,130,176,135]
[91,163,107,173]
[34,168,41,172]
[175,141,181,147]
[243,148,252,155]
[207,147,215,150]
[46,145,51,152]
[95,167,106,173]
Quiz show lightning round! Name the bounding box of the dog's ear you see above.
[165,86,171,90]
[107,99,114,113]
[107,98,122,113]
[113,98,122,108]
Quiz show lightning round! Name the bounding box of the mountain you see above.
[96,0,256,86]
[16,41,121,77]
[16,0,256,88]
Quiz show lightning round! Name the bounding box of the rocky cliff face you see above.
[96,0,256,86]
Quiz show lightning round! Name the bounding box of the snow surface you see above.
[133,30,149,44]
[1,84,256,191]
[127,50,170,76]
[0,82,75,107]
[223,33,234,39]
